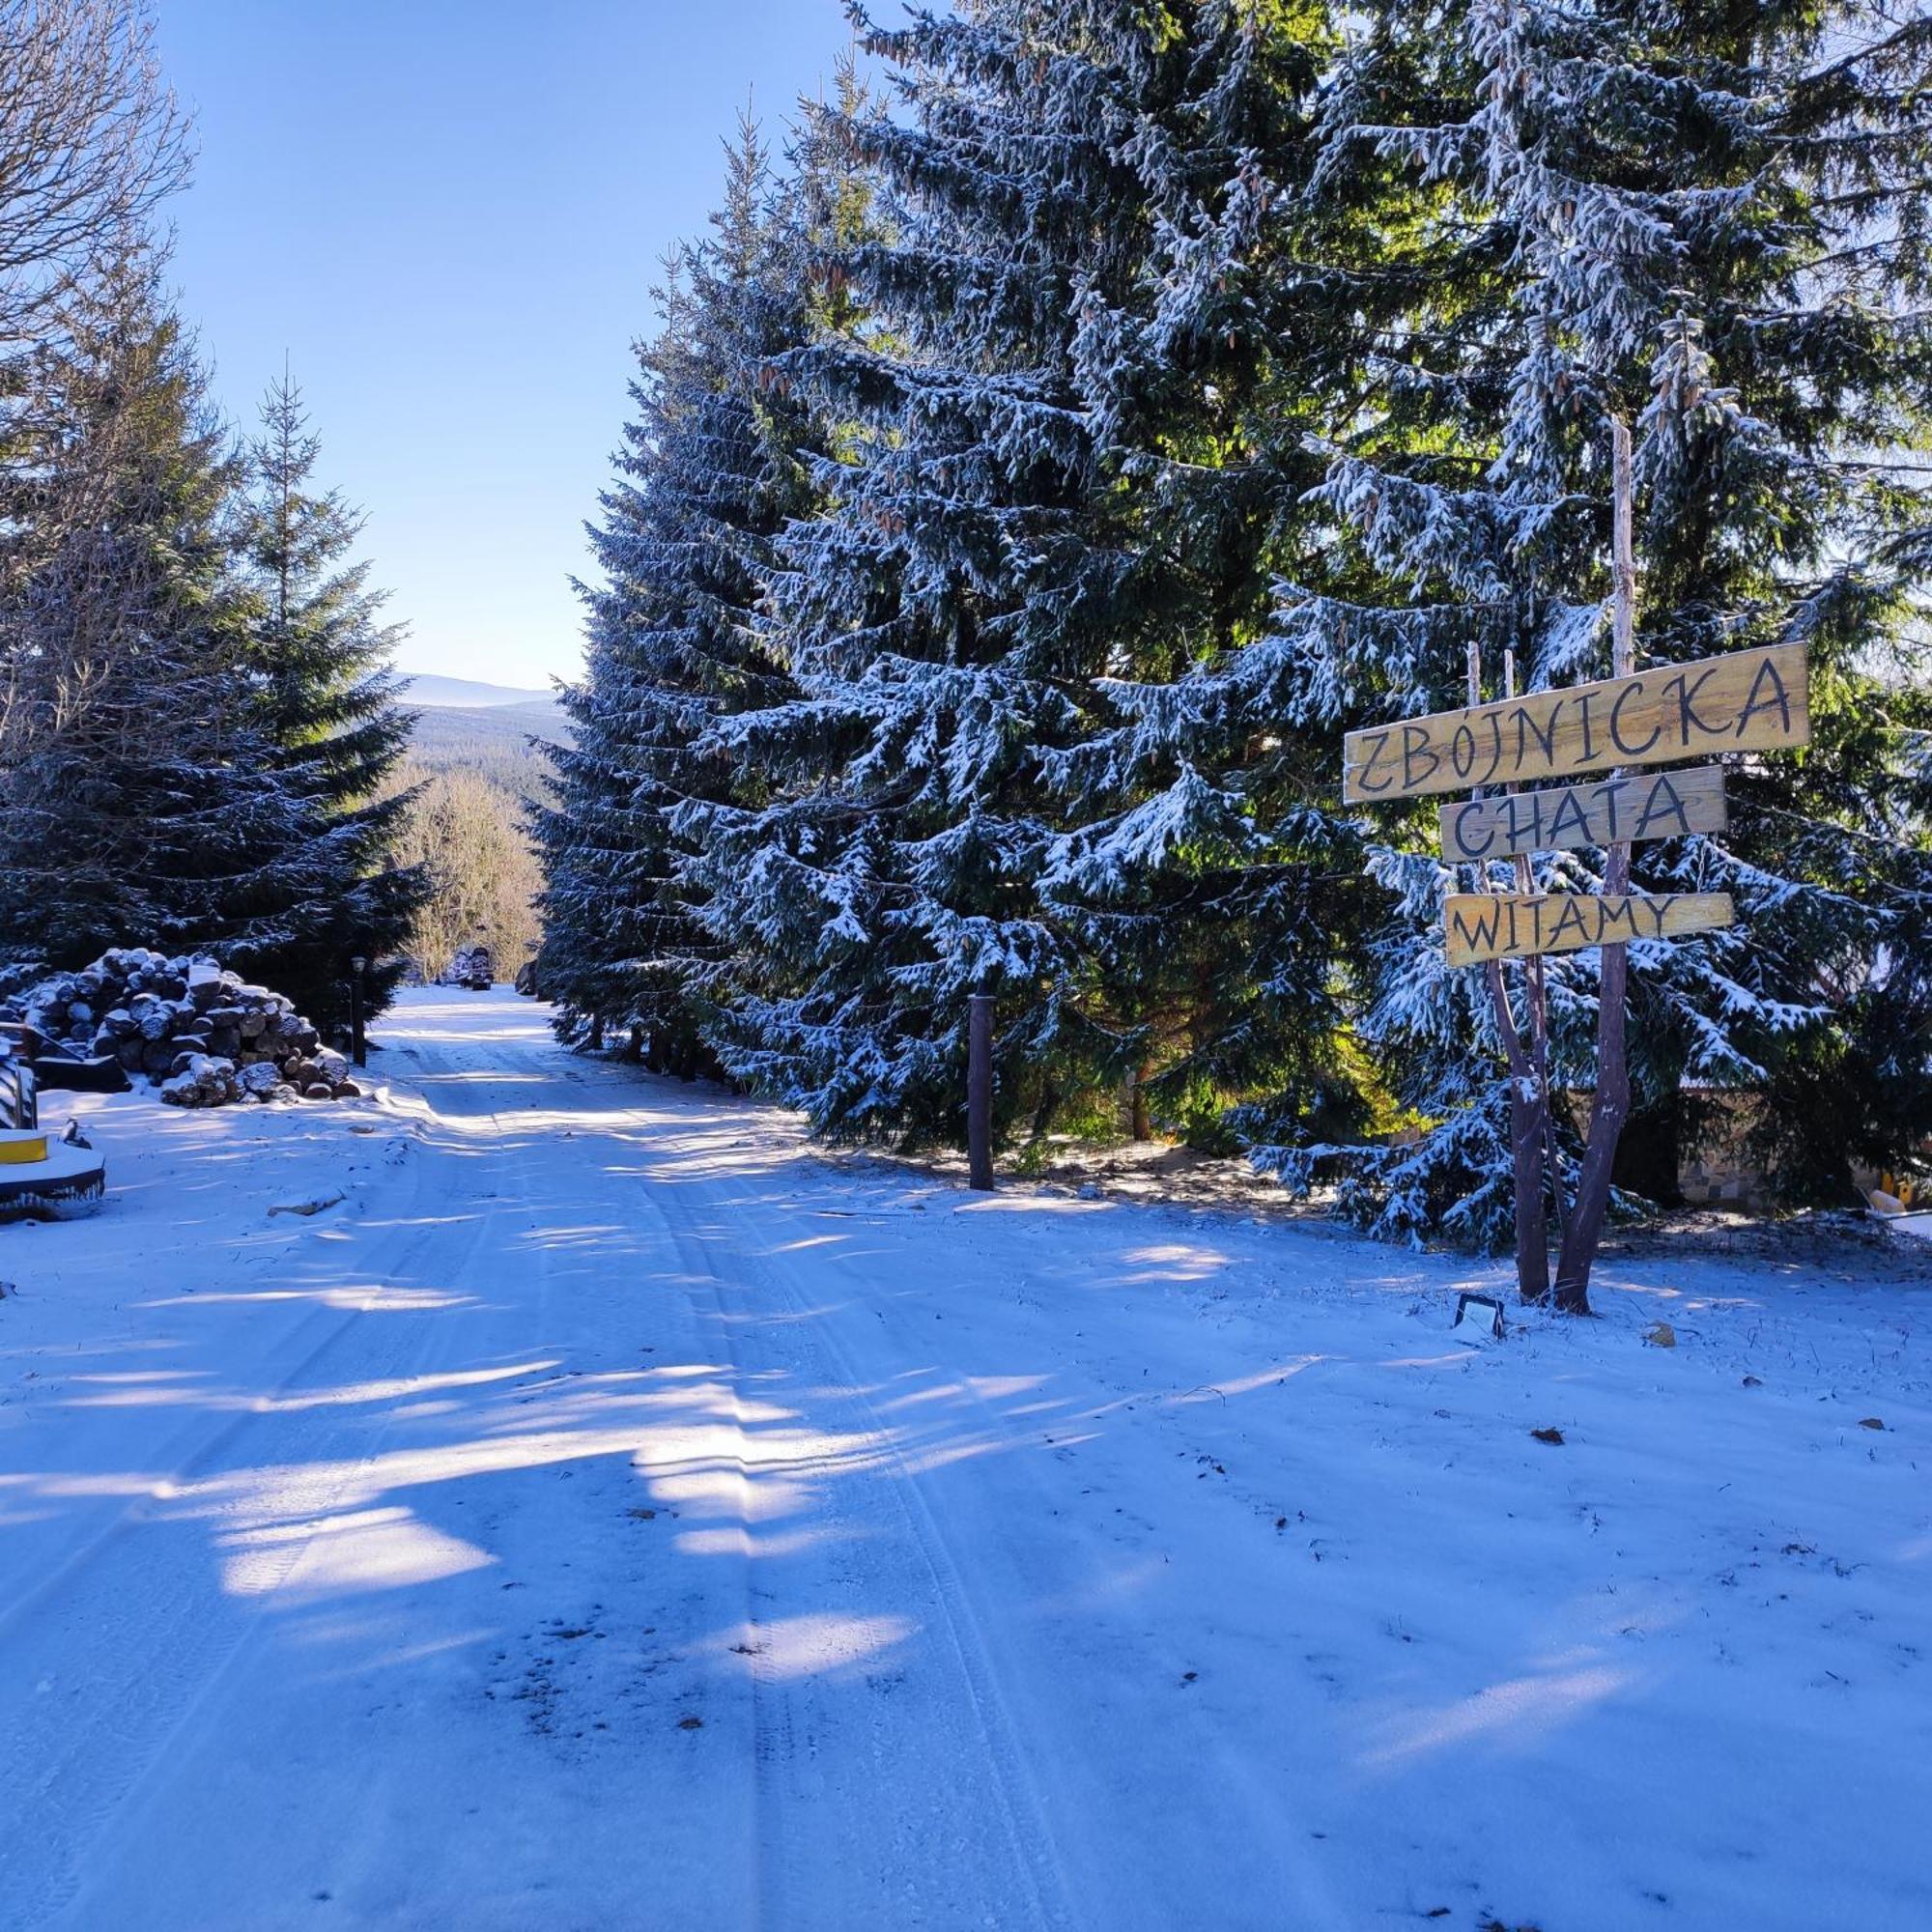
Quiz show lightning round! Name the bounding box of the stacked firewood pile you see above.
[1,950,363,1108]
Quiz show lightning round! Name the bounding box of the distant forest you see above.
[384,693,568,980]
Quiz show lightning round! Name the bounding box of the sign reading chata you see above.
[1438,766,1726,864]
[1345,642,1807,804]
[1443,892,1735,967]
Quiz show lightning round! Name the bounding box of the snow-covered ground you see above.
[2,989,1926,1931]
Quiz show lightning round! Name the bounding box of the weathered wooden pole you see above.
[1553,416,1639,1313]
[1469,641,1550,1302]
[1504,649,1566,1252]
[967,992,995,1191]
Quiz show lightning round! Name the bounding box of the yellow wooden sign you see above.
[1443,892,1735,967]
[1345,643,1807,804]
[1438,765,1726,864]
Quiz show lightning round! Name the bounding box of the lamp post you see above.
[349,955,367,1068]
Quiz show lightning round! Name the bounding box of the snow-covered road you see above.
[2,991,1927,1930]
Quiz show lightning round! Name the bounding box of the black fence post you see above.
[350,955,367,1068]
[968,992,994,1192]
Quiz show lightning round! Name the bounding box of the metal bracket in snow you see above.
[1453,1292,1505,1341]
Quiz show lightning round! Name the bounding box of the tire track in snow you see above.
[616,1092,1078,1932]
[619,1096,1347,1931]
[477,1046,781,1928]
[792,1241,1352,1932]
[367,1014,772,1930]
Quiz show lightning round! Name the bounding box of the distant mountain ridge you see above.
[393,671,571,786]
[408,698,567,760]
[397,671,563,710]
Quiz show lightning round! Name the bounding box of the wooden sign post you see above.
[1557,418,1642,1312]
[1340,418,1812,1313]
[1459,641,1548,1304]
[1439,767,1726,865]
[1344,641,1808,805]
[1443,891,1735,967]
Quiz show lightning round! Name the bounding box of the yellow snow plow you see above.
[0,1047,105,1221]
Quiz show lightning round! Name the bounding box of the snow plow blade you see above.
[0,1131,106,1221]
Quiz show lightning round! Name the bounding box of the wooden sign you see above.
[1345,643,1807,803]
[1438,766,1726,864]
[1444,892,1735,967]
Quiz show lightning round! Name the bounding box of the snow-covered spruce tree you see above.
[0,253,299,971]
[1031,1,1385,1154]
[682,7,1135,1144]
[1254,0,1932,1284]
[1716,6,1932,1207]
[534,121,816,1069]
[692,4,1355,1151]
[230,373,427,1030]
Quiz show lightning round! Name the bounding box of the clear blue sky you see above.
[156,0,858,689]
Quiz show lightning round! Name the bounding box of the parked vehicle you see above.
[441,945,494,991]
[0,1036,105,1220]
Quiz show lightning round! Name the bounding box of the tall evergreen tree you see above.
[538,0,1927,1240]
[1253,0,1932,1262]
[535,119,819,1068]
[692,4,1355,1151]
[684,8,1129,1142]
[232,372,426,1028]
[0,254,297,970]
[1031,0,1375,1153]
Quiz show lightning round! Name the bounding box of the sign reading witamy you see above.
[1345,643,1807,804]
[1438,766,1726,864]
[1443,892,1735,968]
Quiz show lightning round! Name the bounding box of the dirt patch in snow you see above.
[859,1135,1932,1282]
[1600,1204,1932,1284]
